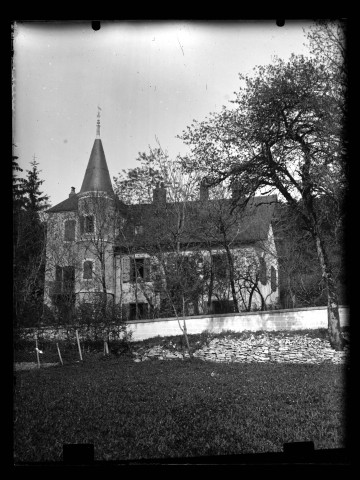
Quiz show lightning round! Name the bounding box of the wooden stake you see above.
[56,342,63,366]
[35,333,40,368]
[76,329,83,361]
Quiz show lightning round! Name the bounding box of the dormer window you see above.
[80,215,94,234]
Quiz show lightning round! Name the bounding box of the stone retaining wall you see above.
[127,306,349,342]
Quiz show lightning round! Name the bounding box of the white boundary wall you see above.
[19,306,349,342]
[127,306,349,341]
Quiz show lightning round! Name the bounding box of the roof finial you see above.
[96,106,102,138]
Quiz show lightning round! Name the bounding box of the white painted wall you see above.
[24,306,349,342]
[126,306,349,341]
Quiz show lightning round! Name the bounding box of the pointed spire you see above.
[80,108,113,195]
[96,106,101,138]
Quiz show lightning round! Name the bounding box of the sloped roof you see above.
[47,193,127,214]
[229,195,278,242]
[116,194,277,250]
[46,187,277,247]
[46,193,79,213]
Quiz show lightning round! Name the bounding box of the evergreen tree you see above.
[22,158,50,214]
[13,156,50,327]
[12,151,26,212]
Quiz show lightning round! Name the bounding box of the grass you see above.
[13,350,348,463]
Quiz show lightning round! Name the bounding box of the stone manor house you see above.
[44,119,279,320]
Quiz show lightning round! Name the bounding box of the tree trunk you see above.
[182,318,192,359]
[181,295,193,358]
[298,142,344,351]
[248,284,257,311]
[313,231,344,351]
[207,256,214,313]
[224,244,239,312]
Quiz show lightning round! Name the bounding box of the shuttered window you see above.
[259,257,267,285]
[144,258,151,281]
[122,257,131,283]
[271,266,277,292]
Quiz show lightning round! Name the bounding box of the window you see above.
[83,260,93,279]
[134,224,144,235]
[64,220,76,241]
[55,265,63,283]
[130,257,150,282]
[259,257,267,285]
[129,302,149,320]
[51,265,75,320]
[131,258,144,281]
[52,265,75,295]
[63,266,75,285]
[212,253,227,278]
[80,215,94,234]
[211,300,234,314]
[271,266,277,292]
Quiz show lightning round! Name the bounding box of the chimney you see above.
[69,187,76,197]
[199,178,209,201]
[153,182,167,205]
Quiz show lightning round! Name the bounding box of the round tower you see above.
[77,109,116,306]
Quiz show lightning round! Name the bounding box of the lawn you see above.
[13,353,348,463]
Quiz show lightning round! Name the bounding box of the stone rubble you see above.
[133,333,350,365]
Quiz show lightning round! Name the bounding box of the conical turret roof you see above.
[80,112,114,195]
[80,139,113,194]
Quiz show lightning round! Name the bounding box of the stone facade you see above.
[44,193,115,301]
[44,122,280,320]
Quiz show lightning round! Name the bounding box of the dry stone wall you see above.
[133,332,350,365]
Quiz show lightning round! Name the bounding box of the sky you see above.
[12,20,316,208]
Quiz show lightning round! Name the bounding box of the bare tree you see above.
[179,34,347,349]
[193,182,279,313]
[117,157,202,357]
